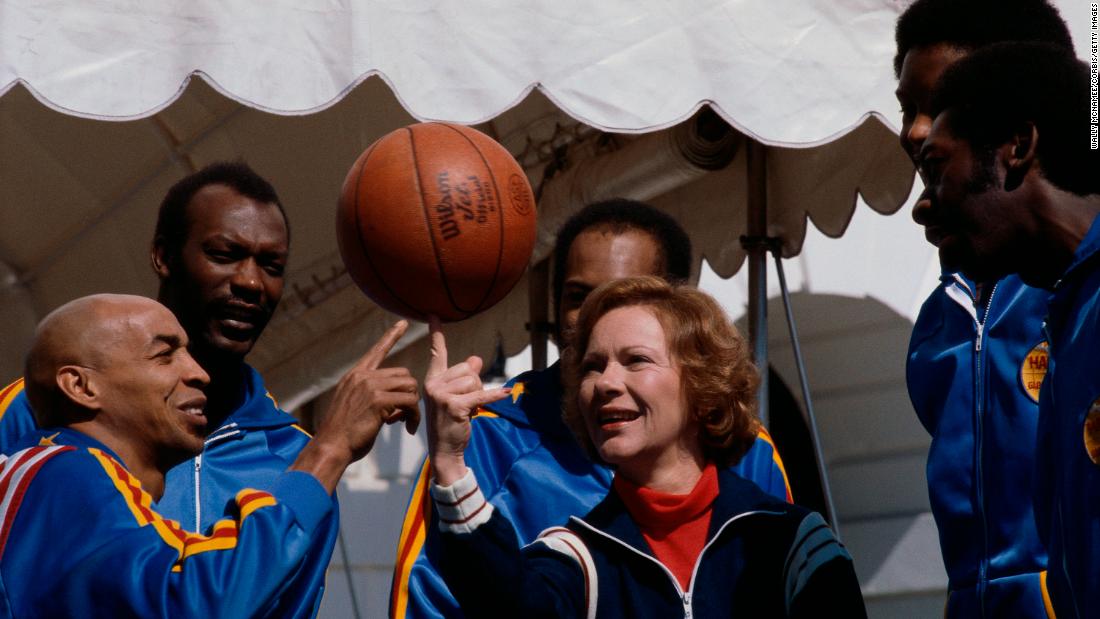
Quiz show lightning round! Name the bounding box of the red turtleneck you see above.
[612,463,719,591]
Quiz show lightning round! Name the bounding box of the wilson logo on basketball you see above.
[434,172,499,240]
[509,174,533,216]
[434,171,464,240]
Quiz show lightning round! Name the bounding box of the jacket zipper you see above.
[950,276,998,616]
[190,422,243,531]
[571,510,779,617]
[976,281,999,618]
[193,453,202,531]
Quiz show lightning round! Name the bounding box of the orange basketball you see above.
[336,122,537,322]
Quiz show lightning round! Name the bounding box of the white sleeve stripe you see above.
[434,484,481,508]
[535,527,598,619]
[0,447,64,517]
[429,468,495,534]
[0,446,68,559]
[439,498,490,525]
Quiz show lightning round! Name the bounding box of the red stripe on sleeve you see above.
[389,491,429,619]
[237,490,274,506]
[395,493,427,569]
[0,448,39,500]
[0,447,72,560]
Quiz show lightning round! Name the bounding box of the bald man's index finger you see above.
[356,320,409,371]
[426,316,448,379]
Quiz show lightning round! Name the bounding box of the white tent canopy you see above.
[6,0,904,143]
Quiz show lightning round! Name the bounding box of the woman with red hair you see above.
[423,276,864,618]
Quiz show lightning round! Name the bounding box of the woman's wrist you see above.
[431,452,468,487]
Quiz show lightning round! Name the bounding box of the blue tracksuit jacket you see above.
[0,428,333,618]
[390,362,792,619]
[432,466,863,618]
[1036,214,1100,619]
[0,365,337,618]
[908,272,1052,617]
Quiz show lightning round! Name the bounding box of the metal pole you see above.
[771,251,841,537]
[528,258,550,371]
[745,139,769,428]
[335,491,364,619]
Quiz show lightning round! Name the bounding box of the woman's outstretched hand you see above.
[424,316,511,486]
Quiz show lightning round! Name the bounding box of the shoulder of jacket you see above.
[0,378,27,413]
[246,423,312,465]
[4,443,81,469]
[531,525,598,618]
[780,512,851,611]
[5,445,108,503]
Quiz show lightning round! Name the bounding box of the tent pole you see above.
[529,258,550,371]
[771,251,841,537]
[745,139,769,428]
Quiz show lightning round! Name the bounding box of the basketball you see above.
[336,122,537,322]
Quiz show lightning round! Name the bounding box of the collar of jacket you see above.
[941,270,976,296]
[201,364,299,447]
[218,364,297,430]
[1054,212,1100,288]
[571,467,790,557]
[1045,213,1100,341]
[480,362,574,440]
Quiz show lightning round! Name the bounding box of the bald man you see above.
[0,294,416,618]
[0,162,422,617]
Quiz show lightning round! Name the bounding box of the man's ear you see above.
[56,366,102,411]
[151,240,171,279]
[1003,121,1038,190]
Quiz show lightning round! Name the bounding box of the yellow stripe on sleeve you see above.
[0,379,26,422]
[89,449,267,566]
[180,521,240,559]
[90,448,185,552]
[1040,570,1056,618]
[756,426,794,503]
[236,490,278,520]
[391,459,432,619]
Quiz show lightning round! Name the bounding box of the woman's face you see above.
[578,305,699,476]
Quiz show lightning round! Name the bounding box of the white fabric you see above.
[1,0,907,144]
[534,527,599,619]
[429,467,494,534]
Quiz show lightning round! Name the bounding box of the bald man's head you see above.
[24,294,210,468]
[25,294,135,424]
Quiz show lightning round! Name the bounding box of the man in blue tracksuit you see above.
[913,43,1099,617]
[908,274,1051,616]
[0,293,414,618]
[390,199,792,618]
[0,162,421,617]
[894,1,1074,614]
